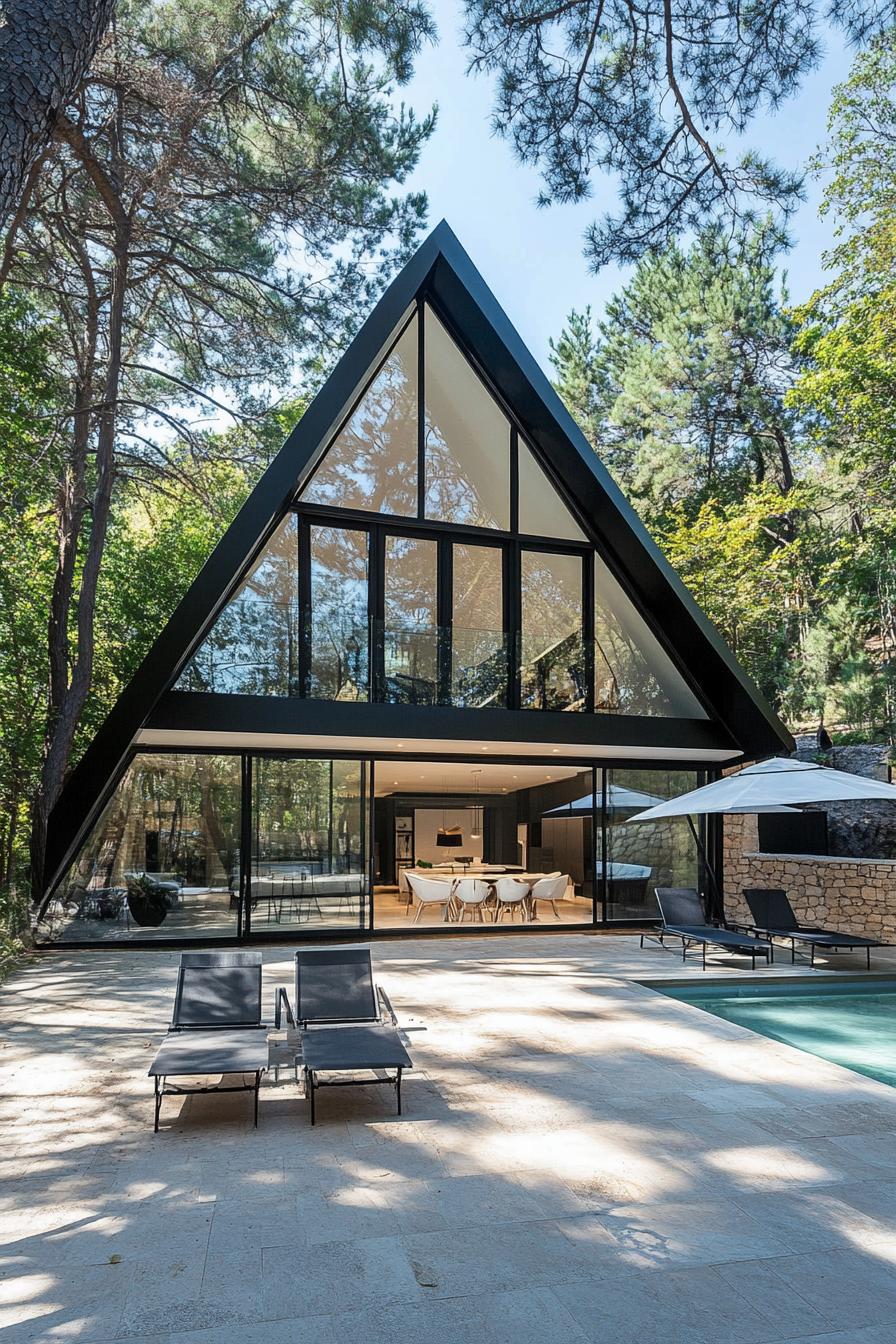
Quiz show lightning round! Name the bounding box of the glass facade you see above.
[602,767,700,920]
[518,439,586,542]
[40,753,242,942]
[299,316,418,516]
[173,307,708,721]
[177,515,299,695]
[452,542,506,708]
[38,754,708,943]
[309,525,368,700]
[520,551,586,710]
[250,758,367,933]
[383,534,438,704]
[595,556,704,717]
[423,305,511,529]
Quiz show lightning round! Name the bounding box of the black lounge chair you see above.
[275,946,412,1124]
[644,887,773,970]
[743,888,882,968]
[148,951,269,1131]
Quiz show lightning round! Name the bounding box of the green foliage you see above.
[2,0,437,892]
[791,30,896,473]
[0,292,63,921]
[551,224,802,517]
[463,0,891,267]
[552,196,896,737]
[654,485,824,710]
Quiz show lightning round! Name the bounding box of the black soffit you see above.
[42,220,793,898]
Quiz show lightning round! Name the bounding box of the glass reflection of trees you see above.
[309,526,369,700]
[62,753,241,898]
[452,543,506,707]
[300,318,418,517]
[178,515,299,695]
[253,758,364,875]
[521,551,586,710]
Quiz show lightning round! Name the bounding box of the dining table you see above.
[402,868,558,922]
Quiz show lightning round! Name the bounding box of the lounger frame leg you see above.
[396,1067,403,1116]
[154,1075,163,1132]
[306,1067,316,1125]
[254,1071,261,1128]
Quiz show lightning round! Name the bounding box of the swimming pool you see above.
[654,978,896,1088]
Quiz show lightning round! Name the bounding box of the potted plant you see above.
[125,874,169,927]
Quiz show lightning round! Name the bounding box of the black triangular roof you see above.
[44,220,792,895]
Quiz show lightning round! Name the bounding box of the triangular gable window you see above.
[177,514,298,695]
[299,315,418,516]
[423,305,510,529]
[595,555,706,717]
[518,439,586,541]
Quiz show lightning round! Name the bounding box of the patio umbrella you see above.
[626,757,896,822]
[543,782,664,817]
[626,756,896,921]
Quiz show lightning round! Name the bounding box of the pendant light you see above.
[469,768,483,841]
[437,774,463,846]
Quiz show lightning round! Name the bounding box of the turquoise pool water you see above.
[657,979,896,1088]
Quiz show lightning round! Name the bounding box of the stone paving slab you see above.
[3,934,896,1343]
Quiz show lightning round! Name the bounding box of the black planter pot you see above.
[126,889,168,927]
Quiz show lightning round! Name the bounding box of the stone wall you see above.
[723,810,896,941]
[791,737,896,860]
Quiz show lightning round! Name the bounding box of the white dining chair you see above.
[494,876,530,923]
[451,878,491,923]
[529,873,569,920]
[406,873,453,924]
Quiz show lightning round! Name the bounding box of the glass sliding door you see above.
[522,768,596,923]
[520,550,587,710]
[39,752,242,943]
[250,757,368,933]
[382,534,439,704]
[308,525,369,700]
[602,767,699,921]
[452,542,506,707]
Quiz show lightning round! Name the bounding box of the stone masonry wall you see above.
[723,810,896,941]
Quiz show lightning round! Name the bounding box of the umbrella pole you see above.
[685,814,724,924]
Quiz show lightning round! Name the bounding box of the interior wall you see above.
[414,808,483,864]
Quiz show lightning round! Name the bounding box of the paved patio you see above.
[4,935,896,1344]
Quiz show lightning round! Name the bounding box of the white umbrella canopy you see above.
[544,783,664,817]
[628,756,896,823]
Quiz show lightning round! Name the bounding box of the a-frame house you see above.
[38,221,792,945]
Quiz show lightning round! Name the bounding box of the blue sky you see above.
[401,1,855,369]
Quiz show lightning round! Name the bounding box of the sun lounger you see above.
[275,946,412,1124]
[743,888,882,968]
[148,951,269,1131]
[644,887,773,970]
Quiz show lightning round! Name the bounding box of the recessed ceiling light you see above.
[396,742,404,748]
[545,775,552,780]
[393,780,399,785]
[481,746,488,751]
[552,748,559,753]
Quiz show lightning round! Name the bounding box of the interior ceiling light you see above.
[437,773,462,846]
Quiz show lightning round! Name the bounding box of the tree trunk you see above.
[29,221,128,900]
[0,0,115,228]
